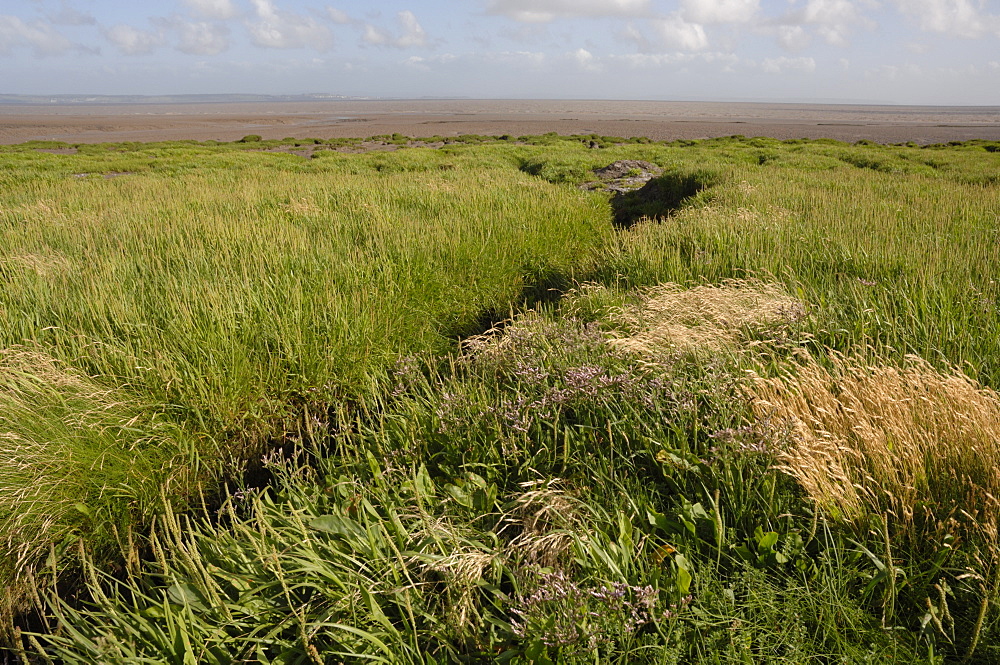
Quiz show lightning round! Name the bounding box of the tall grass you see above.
[2,135,999,660]
[24,304,924,663]
[598,152,1000,385]
[1,152,608,425]
[0,143,609,619]
[751,352,1000,537]
[0,349,205,607]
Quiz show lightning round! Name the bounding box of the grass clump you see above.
[748,352,1000,658]
[751,352,1000,534]
[604,279,808,355]
[0,349,204,622]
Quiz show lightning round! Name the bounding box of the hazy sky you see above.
[2,0,999,105]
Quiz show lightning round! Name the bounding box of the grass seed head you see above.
[749,352,1000,548]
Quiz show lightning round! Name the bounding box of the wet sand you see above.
[2,100,999,145]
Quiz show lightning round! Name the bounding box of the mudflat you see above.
[2,99,1000,145]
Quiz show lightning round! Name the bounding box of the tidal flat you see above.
[3,99,1000,145]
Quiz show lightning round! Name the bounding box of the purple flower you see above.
[509,570,674,655]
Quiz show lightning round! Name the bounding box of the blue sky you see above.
[1,0,999,104]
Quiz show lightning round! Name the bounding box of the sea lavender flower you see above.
[435,391,471,434]
[709,416,785,456]
[564,365,605,392]
[390,355,422,396]
[510,570,672,655]
[510,570,591,648]
[490,396,535,433]
[513,362,550,383]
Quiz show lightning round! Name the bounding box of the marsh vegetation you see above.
[1,133,999,662]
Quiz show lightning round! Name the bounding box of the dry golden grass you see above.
[1,252,73,278]
[749,352,1000,546]
[13,200,62,219]
[282,196,321,216]
[0,348,97,393]
[503,479,582,569]
[415,547,497,633]
[608,279,806,355]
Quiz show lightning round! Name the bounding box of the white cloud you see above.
[174,20,230,55]
[486,0,650,23]
[650,15,709,50]
[485,50,547,67]
[404,54,429,70]
[613,52,699,67]
[0,15,77,56]
[609,50,740,69]
[362,24,390,46]
[890,0,1000,38]
[770,0,875,47]
[247,0,332,50]
[867,63,923,79]
[806,0,873,45]
[48,4,96,27]
[104,23,164,55]
[102,13,243,58]
[403,52,457,70]
[395,11,427,47]
[681,0,759,24]
[776,24,810,50]
[620,16,710,52]
[618,22,650,49]
[571,47,602,71]
[363,11,428,48]
[761,55,816,73]
[183,0,239,21]
[326,7,351,24]
[781,0,875,46]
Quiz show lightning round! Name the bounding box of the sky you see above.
[1,0,999,105]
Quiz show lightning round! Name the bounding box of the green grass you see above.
[20,314,934,663]
[604,157,1000,381]
[0,141,609,615]
[2,134,999,662]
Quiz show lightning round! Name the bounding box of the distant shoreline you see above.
[3,99,999,145]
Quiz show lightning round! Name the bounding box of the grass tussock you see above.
[605,279,807,355]
[0,252,72,277]
[750,352,1000,545]
[0,348,203,623]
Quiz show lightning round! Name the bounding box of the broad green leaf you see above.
[676,565,692,596]
[309,514,366,540]
[166,583,208,612]
[757,531,779,552]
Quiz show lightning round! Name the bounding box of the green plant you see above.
[4,135,999,661]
